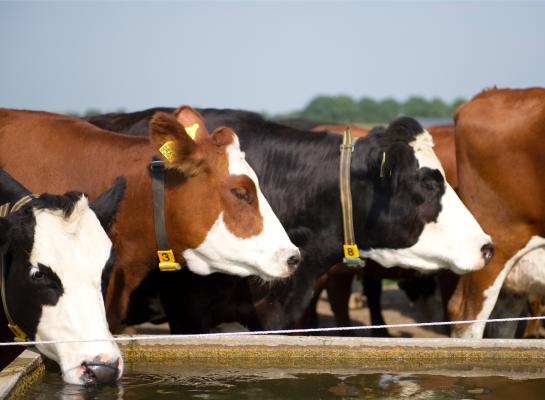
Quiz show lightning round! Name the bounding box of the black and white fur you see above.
[0,167,126,385]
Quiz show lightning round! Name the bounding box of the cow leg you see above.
[298,289,321,330]
[484,288,527,338]
[363,277,391,337]
[325,268,356,328]
[523,295,545,338]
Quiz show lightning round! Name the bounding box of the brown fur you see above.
[448,87,545,334]
[0,107,263,332]
[149,111,203,177]
[311,123,369,137]
[427,125,457,189]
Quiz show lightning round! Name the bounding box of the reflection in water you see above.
[19,363,545,400]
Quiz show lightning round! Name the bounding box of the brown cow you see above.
[0,107,300,333]
[448,87,545,338]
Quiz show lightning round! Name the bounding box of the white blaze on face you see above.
[453,235,545,339]
[30,197,122,384]
[362,130,492,273]
[183,135,300,280]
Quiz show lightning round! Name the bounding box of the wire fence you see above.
[1,315,545,347]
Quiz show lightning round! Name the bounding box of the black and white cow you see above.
[87,109,493,333]
[0,167,126,384]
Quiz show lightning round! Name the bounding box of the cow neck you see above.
[149,156,182,272]
[0,194,36,342]
[339,127,365,267]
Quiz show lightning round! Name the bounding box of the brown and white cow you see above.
[448,87,545,338]
[0,107,300,332]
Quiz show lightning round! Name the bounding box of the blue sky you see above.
[1,1,544,115]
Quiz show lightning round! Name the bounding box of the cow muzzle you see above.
[80,359,121,385]
[64,355,122,385]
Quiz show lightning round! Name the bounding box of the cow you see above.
[448,87,545,338]
[0,107,300,334]
[87,108,493,334]
[275,122,457,337]
[0,167,125,384]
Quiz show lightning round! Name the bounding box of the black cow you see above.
[0,167,126,384]
[87,109,493,333]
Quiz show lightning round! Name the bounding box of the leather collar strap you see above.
[0,194,35,342]
[150,156,182,271]
[339,127,365,267]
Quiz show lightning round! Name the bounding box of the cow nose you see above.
[481,243,495,265]
[286,255,301,272]
[81,358,120,385]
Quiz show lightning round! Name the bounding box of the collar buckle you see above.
[8,323,29,342]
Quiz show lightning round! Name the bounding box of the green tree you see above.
[377,98,401,122]
[357,97,380,122]
[402,96,431,118]
[428,97,450,118]
[300,95,358,122]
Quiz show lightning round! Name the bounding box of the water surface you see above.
[18,362,545,400]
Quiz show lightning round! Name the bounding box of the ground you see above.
[132,282,448,338]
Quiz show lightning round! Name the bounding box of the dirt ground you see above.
[314,281,448,338]
[133,280,448,338]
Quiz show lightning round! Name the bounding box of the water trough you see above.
[2,335,545,399]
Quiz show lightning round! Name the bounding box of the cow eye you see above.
[30,267,44,280]
[231,188,253,203]
[421,178,440,192]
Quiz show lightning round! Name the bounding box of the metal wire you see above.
[1,315,544,347]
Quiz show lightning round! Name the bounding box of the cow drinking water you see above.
[0,168,125,384]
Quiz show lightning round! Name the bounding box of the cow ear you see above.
[210,127,237,148]
[149,111,204,177]
[90,176,127,232]
[374,144,404,186]
[174,106,209,142]
[0,218,13,253]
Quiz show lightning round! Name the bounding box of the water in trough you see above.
[18,362,545,400]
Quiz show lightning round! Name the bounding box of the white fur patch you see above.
[362,131,492,273]
[452,235,545,338]
[504,246,545,295]
[30,196,122,384]
[183,141,299,280]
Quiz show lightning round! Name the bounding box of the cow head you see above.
[353,117,493,273]
[149,106,300,280]
[0,173,126,385]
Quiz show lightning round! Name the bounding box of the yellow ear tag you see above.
[159,140,176,162]
[184,123,199,140]
[380,151,387,178]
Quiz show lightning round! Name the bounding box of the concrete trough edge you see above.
[119,335,545,366]
[0,350,43,400]
[3,336,545,398]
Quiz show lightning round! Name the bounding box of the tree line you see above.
[276,95,465,124]
[73,95,464,124]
